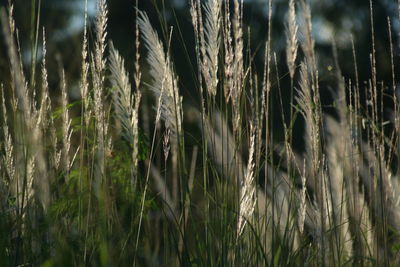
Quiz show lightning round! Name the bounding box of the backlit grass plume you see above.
[138,12,182,139]
[203,0,221,96]
[109,42,141,179]
[286,0,298,79]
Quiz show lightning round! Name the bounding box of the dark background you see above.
[1,0,399,148]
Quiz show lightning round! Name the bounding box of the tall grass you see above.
[1,0,400,265]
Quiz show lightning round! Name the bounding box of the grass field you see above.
[1,0,400,265]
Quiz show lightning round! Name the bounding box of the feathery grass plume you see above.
[31,35,55,211]
[203,0,221,96]
[52,131,61,171]
[195,0,206,82]
[94,0,108,73]
[190,0,206,107]
[232,0,244,133]
[1,86,15,182]
[192,0,212,125]
[91,0,108,195]
[135,15,183,262]
[298,57,320,162]
[331,43,358,260]
[138,12,183,139]
[109,42,141,180]
[296,62,315,164]
[190,0,199,42]
[222,0,234,102]
[237,125,256,238]
[298,1,321,175]
[387,18,398,167]
[80,0,90,126]
[299,0,320,127]
[109,42,137,143]
[190,0,201,78]
[190,0,204,102]
[38,29,51,130]
[1,7,30,121]
[60,69,72,173]
[25,156,35,206]
[163,128,171,160]
[92,0,108,146]
[369,0,377,100]
[299,0,315,66]
[30,106,50,211]
[78,2,89,229]
[134,0,141,106]
[298,159,307,234]
[296,60,325,262]
[262,0,272,189]
[299,1,321,143]
[286,0,298,80]
[2,4,50,210]
[77,3,89,229]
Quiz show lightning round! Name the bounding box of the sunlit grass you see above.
[0,0,400,266]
